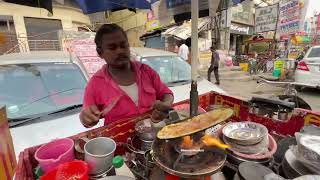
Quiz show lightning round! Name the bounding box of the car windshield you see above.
[0,63,86,120]
[307,47,320,58]
[141,56,191,84]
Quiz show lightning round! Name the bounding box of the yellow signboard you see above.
[274,60,285,70]
[145,19,161,31]
[0,107,16,180]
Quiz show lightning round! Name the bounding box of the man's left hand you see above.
[151,100,172,123]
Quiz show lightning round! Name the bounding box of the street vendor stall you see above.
[14,91,320,180]
[6,0,320,179]
[244,38,276,58]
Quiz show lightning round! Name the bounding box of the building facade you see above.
[105,10,147,47]
[0,0,91,54]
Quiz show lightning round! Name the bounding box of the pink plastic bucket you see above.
[35,138,75,173]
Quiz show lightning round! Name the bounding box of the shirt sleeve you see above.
[144,65,173,100]
[83,78,96,109]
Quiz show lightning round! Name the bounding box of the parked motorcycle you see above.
[251,76,312,120]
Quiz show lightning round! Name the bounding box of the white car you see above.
[295,46,320,89]
[0,51,94,156]
[130,47,225,100]
[2,49,225,157]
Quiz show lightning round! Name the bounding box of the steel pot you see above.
[135,119,158,142]
[74,137,116,175]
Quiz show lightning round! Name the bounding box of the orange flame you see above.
[201,134,230,149]
[181,136,194,149]
[181,135,230,150]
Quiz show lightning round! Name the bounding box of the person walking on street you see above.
[207,46,220,85]
[178,40,189,61]
[249,52,258,75]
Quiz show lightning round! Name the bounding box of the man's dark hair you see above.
[94,24,128,53]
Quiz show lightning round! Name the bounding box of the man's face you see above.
[99,31,130,69]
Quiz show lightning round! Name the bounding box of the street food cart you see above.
[14,91,320,180]
[6,0,320,179]
[244,38,276,58]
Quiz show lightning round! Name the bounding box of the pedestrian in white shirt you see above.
[178,40,189,61]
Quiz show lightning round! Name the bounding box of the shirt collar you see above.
[92,61,143,83]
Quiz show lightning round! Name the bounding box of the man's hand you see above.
[80,105,101,128]
[151,100,172,123]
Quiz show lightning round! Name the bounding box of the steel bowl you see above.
[297,135,320,172]
[135,119,157,142]
[222,122,268,145]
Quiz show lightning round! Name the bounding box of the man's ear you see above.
[96,47,102,57]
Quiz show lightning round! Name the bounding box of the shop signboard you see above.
[278,0,309,36]
[146,19,162,31]
[0,106,17,180]
[230,23,253,35]
[165,0,220,17]
[231,0,254,26]
[255,4,279,33]
[71,39,105,77]
[59,31,105,78]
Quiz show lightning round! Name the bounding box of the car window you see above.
[141,56,191,84]
[307,47,320,58]
[0,63,86,119]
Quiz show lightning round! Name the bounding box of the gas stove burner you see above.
[172,132,208,157]
[152,138,226,179]
[174,144,203,157]
[173,148,223,171]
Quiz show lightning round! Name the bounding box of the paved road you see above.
[215,78,320,112]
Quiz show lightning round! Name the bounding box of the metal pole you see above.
[224,0,228,50]
[273,3,280,56]
[190,0,199,117]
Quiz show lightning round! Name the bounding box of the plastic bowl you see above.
[35,138,75,173]
[40,160,89,180]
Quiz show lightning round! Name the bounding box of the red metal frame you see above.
[14,92,320,180]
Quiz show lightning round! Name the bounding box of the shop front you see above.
[230,23,254,55]
[229,0,254,55]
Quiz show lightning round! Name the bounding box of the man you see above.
[80,24,174,127]
[178,40,189,61]
[207,46,220,85]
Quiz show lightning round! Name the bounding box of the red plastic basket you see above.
[40,160,89,180]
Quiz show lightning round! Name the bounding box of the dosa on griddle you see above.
[157,108,234,139]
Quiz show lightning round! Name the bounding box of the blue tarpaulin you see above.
[75,0,157,14]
